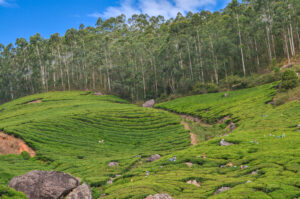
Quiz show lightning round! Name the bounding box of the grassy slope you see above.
[0,91,190,197]
[99,83,300,199]
[1,83,300,199]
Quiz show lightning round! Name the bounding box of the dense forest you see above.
[0,0,299,103]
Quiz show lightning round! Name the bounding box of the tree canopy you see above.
[0,0,299,103]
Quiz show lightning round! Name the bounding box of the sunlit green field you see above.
[0,91,189,198]
[101,83,300,198]
[1,83,300,199]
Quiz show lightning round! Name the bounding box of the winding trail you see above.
[180,121,198,146]
[180,115,212,127]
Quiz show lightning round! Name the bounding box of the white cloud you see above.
[0,0,16,7]
[88,0,217,19]
[0,0,8,6]
[102,0,141,19]
[87,12,102,18]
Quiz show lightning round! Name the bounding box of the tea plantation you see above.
[0,83,300,199]
[99,83,300,198]
[0,91,189,198]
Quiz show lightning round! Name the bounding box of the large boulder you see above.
[66,182,92,199]
[145,194,173,199]
[147,154,161,162]
[8,170,80,199]
[143,99,155,108]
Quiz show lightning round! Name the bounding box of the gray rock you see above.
[143,99,155,108]
[185,162,193,167]
[223,93,229,98]
[94,92,103,96]
[107,178,113,185]
[8,170,79,199]
[186,180,200,187]
[219,139,233,146]
[214,187,231,195]
[251,170,258,175]
[229,122,236,131]
[145,194,173,199]
[108,162,119,167]
[147,154,161,162]
[66,182,92,199]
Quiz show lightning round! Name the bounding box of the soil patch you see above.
[190,133,198,146]
[181,121,198,146]
[180,115,212,127]
[28,99,42,104]
[217,116,231,124]
[0,132,35,157]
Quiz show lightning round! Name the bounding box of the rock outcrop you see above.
[108,162,119,167]
[147,154,161,162]
[214,187,231,195]
[145,194,173,199]
[8,170,80,199]
[143,99,155,108]
[219,139,233,146]
[186,180,200,187]
[94,92,103,96]
[66,182,92,199]
[0,132,35,157]
[229,122,236,132]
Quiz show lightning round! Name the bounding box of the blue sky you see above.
[0,0,231,45]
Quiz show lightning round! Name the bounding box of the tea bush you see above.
[281,70,298,90]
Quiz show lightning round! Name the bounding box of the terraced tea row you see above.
[0,91,190,195]
[100,84,300,198]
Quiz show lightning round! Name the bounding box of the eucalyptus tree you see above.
[0,0,299,103]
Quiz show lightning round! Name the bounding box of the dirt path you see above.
[180,115,212,127]
[181,121,198,146]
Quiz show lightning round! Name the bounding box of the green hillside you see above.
[0,83,300,199]
[0,91,189,198]
[98,83,300,198]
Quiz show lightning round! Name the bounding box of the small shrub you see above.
[225,76,249,90]
[274,67,280,73]
[192,82,207,94]
[206,83,219,93]
[274,86,300,105]
[281,70,298,90]
[192,82,219,94]
[21,151,31,160]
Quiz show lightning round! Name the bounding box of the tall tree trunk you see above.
[36,46,46,90]
[284,31,291,63]
[209,36,219,84]
[289,24,296,57]
[104,49,111,92]
[196,31,204,83]
[254,38,260,69]
[149,58,158,96]
[140,57,146,99]
[237,14,246,76]
[266,25,273,63]
[186,41,193,80]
